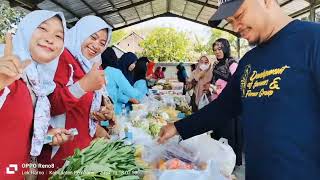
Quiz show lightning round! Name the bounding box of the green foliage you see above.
[193,35,209,54]
[0,3,25,43]
[111,30,128,45]
[51,139,144,180]
[140,27,191,62]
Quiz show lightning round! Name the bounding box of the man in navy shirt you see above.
[158,0,320,179]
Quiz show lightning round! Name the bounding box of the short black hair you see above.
[162,67,166,71]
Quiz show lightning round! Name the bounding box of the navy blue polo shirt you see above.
[175,20,320,180]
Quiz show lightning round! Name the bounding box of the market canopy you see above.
[9,0,320,35]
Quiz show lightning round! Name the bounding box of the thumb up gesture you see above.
[79,62,105,92]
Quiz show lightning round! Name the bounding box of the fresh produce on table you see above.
[175,105,192,116]
[129,112,166,138]
[132,104,146,111]
[159,107,179,122]
[162,83,172,90]
[146,112,167,126]
[154,80,173,90]
[156,79,166,84]
[132,118,151,135]
[151,85,163,90]
[164,158,193,170]
[50,138,145,180]
[132,112,166,138]
[135,145,149,170]
[174,96,192,116]
[170,82,184,91]
[153,158,207,171]
[149,122,162,138]
[153,95,162,101]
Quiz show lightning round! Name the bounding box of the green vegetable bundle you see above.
[174,97,192,115]
[50,138,145,180]
[149,123,162,138]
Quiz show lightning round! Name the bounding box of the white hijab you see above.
[0,10,67,156]
[49,16,112,147]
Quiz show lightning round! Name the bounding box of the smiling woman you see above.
[81,29,108,60]
[29,15,64,64]
[37,15,114,180]
[0,10,67,180]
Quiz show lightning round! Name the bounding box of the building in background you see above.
[116,32,144,54]
[111,45,126,58]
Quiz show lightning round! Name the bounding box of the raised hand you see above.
[157,123,178,144]
[78,62,105,92]
[0,33,31,90]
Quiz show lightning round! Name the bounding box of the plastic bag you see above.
[144,96,162,112]
[161,95,176,109]
[142,142,166,164]
[131,126,153,146]
[185,89,193,104]
[156,160,229,180]
[162,143,199,164]
[179,134,236,176]
[198,94,209,109]
[129,110,148,123]
[171,82,184,90]
[142,136,231,180]
[142,136,179,164]
[164,158,194,170]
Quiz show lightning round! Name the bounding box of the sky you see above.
[123,17,213,43]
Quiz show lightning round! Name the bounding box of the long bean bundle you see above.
[51,138,145,180]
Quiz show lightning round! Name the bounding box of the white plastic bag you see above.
[142,135,232,180]
[198,94,209,109]
[131,126,153,146]
[156,160,229,180]
[185,89,193,104]
[180,134,236,176]
[215,138,236,177]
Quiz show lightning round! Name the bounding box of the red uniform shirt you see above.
[38,49,94,179]
[0,80,33,180]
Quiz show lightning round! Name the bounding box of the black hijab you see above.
[101,47,118,69]
[212,38,237,83]
[133,57,148,83]
[118,52,138,85]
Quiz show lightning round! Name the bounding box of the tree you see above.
[110,29,128,45]
[0,3,25,43]
[140,27,191,62]
[193,35,209,54]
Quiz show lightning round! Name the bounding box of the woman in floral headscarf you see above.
[0,10,68,179]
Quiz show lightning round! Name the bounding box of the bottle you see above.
[121,104,127,117]
[124,125,133,145]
